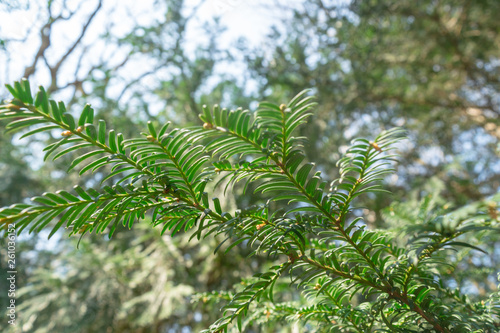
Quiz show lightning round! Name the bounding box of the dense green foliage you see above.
[1,81,499,332]
[245,0,500,206]
[0,1,499,332]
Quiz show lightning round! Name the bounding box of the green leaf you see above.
[14,81,27,102]
[98,119,106,144]
[158,122,171,137]
[73,186,92,200]
[80,156,110,175]
[117,133,125,153]
[52,143,94,161]
[296,163,314,187]
[147,121,157,137]
[5,117,45,132]
[5,83,20,99]
[68,150,104,171]
[49,99,62,122]
[38,86,49,114]
[78,104,91,126]
[19,125,61,139]
[62,112,75,130]
[201,104,213,124]
[108,130,117,152]
[445,242,488,254]
[85,124,97,140]
[21,79,33,104]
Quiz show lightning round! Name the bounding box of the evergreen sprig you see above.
[1,80,498,332]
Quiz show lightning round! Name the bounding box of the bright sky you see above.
[0,0,285,87]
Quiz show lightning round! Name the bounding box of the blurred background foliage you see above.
[0,0,498,331]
